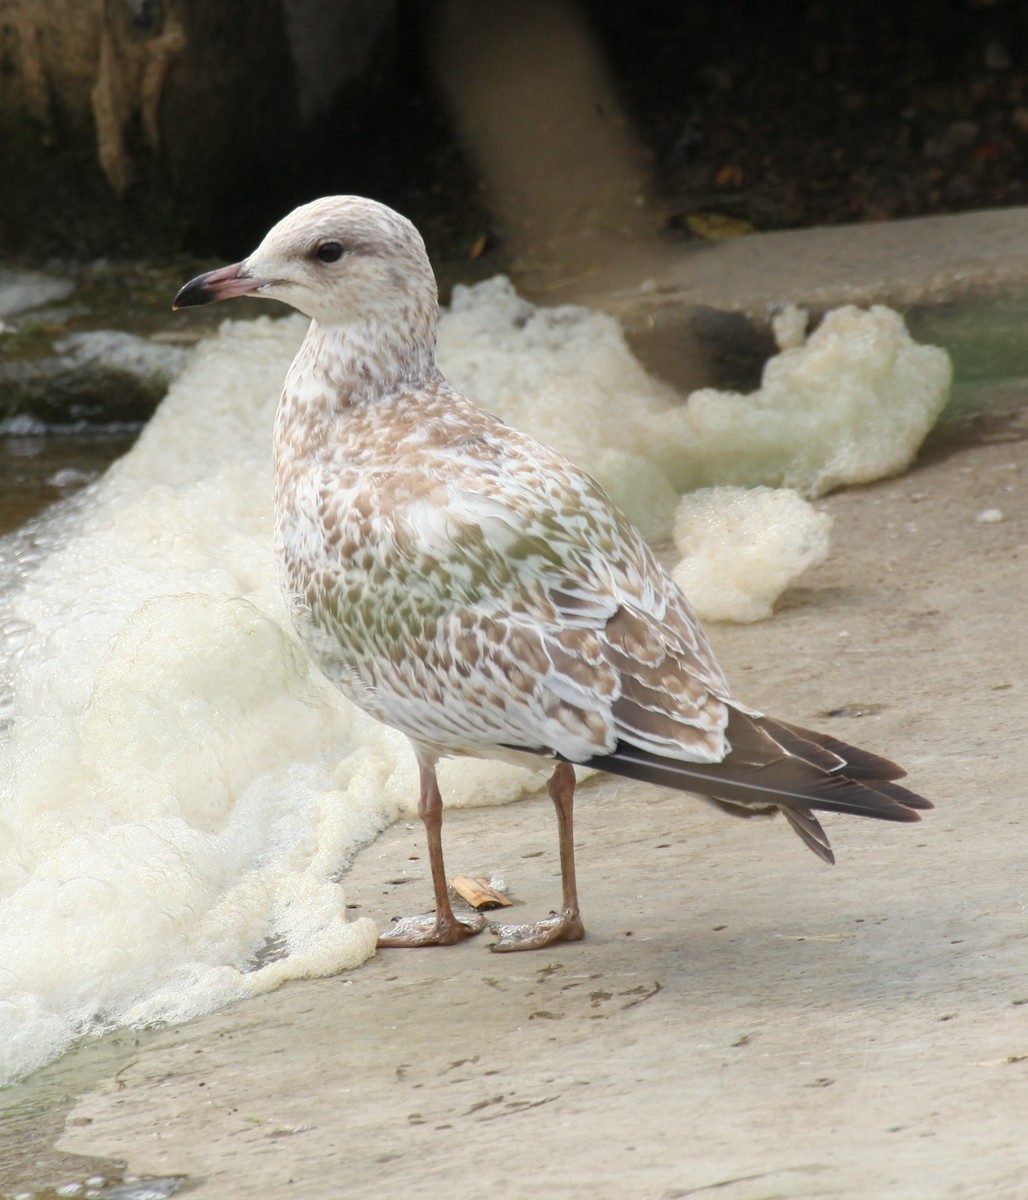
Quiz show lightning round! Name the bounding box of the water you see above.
[909,289,1028,424]
[0,430,139,538]
[0,280,953,1087]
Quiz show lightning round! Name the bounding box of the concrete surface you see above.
[551,206,1028,317]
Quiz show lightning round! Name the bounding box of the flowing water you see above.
[0,276,964,1092]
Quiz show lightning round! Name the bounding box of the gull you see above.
[173,196,931,952]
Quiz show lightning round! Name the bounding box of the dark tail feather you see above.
[760,718,933,812]
[709,794,836,865]
[849,777,933,811]
[759,717,912,784]
[781,807,836,865]
[576,738,929,862]
[584,743,926,821]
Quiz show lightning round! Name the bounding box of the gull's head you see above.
[173,196,438,330]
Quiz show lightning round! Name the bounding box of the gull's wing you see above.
[299,408,734,764]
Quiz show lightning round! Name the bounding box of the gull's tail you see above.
[578,711,932,864]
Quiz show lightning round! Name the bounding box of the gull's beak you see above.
[172,261,265,309]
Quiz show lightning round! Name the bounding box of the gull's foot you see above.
[487,910,585,953]
[377,911,486,948]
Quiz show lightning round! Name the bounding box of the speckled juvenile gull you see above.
[173,196,931,951]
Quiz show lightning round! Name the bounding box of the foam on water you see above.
[0,280,950,1085]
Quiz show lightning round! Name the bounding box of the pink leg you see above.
[489,760,586,952]
[377,763,485,948]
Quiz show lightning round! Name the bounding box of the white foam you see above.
[672,487,832,623]
[53,330,191,388]
[670,303,952,498]
[0,282,951,1085]
[0,314,543,1083]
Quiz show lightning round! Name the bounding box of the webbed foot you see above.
[378,911,486,948]
[487,909,585,952]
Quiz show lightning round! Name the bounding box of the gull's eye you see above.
[314,241,344,264]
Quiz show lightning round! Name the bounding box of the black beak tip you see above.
[172,277,213,311]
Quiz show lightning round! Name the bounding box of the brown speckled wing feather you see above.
[284,386,734,765]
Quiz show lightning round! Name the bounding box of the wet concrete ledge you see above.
[555,204,1028,318]
[536,204,1028,396]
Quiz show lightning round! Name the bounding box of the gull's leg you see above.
[377,762,485,948]
[489,760,586,952]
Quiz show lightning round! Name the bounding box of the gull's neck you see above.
[283,301,439,418]
[292,312,436,400]
[273,291,442,481]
